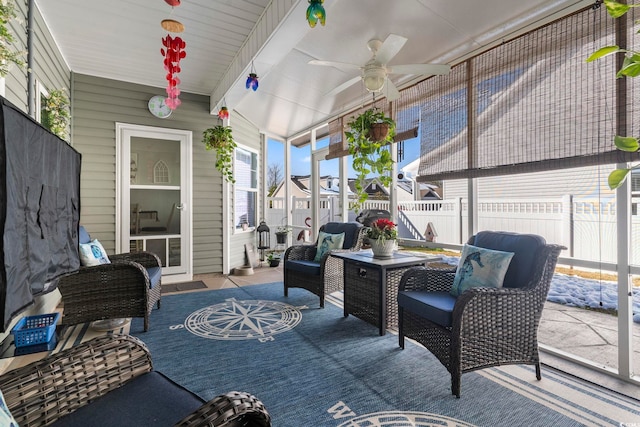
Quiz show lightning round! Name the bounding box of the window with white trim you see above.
[234,146,258,230]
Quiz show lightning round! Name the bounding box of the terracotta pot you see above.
[369,123,390,142]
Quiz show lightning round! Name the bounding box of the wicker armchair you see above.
[0,334,271,427]
[284,222,365,307]
[397,231,565,397]
[57,226,162,331]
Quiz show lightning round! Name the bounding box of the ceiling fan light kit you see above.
[309,34,451,101]
[363,65,386,92]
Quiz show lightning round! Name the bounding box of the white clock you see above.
[148,95,172,119]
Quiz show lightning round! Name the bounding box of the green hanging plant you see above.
[586,0,640,189]
[0,0,25,77]
[345,107,396,211]
[202,125,237,183]
[42,89,71,141]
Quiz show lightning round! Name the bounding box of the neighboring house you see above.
[271,174,440,202]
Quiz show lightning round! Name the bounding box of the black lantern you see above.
[257,220,270,260]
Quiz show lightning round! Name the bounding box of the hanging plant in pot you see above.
[202,125,237,183]
[345,107,396,211]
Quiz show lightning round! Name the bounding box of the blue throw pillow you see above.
[0,389,18,427]
[314,231,345,262]
[79,239,111,266]
[450,244,514,297]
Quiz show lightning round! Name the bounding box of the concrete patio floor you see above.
[194,263,640,400]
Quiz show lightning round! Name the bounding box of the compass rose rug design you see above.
[130,283,640,427]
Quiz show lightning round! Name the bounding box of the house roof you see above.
[34,0,591,144]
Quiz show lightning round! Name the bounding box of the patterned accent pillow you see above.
[0,389,18,427]
[79,239,111,266]
[450,244,514,297]
[314,231,345,262]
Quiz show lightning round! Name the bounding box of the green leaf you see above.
[614,135,639,152]
[608,168,631,189]
[586,45,621,62]
[605,0,631,18]
[618,56,640,77]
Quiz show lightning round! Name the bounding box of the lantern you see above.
[257,220,271,260]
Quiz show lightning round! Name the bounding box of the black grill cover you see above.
[0,97,81,331]
[355,209,391,227]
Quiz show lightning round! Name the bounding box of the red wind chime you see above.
[160,0,186,110]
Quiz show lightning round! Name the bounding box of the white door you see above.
[116,123,192,284]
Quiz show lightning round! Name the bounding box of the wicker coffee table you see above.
[333,250,440,335]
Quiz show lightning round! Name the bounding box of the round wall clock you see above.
[148,96,172,119]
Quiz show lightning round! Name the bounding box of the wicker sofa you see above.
[0,334,271,427]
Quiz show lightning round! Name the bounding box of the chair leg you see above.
[398,309,405,349]
[157,299,161,309]
[535,363,541,380]
[144,315,149,332]
[319,295,325,308]
[451,375,461,398]
[284,283,288,297]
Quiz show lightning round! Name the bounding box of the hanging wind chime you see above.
[306,0,326,28]
[160,0,186,110]
[218,98,229,119]
[246,62,259,91]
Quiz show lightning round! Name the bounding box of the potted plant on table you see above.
[345,108,396,211]
[202,125,237,183]
[366,218,398,259]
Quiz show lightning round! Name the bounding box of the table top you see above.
[332,250,441,267]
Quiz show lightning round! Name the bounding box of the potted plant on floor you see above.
[345,107,396,211]
[266,252,281,267]
[202,125,237,183]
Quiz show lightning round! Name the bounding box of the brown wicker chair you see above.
[397,231,565,397]
[57,226,162,331]
[284,222,365,307]
[0,334,271,427]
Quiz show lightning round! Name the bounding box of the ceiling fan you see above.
[309,34,450,101]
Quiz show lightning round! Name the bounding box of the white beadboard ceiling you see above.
[35,0,592,142]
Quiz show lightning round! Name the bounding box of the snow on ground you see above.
[438,255,640,323]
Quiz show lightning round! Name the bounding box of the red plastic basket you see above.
[11,312,60,348]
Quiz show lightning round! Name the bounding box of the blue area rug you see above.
[131,283,640,426]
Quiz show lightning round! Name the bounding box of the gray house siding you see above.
[71,73,226,274]
[2,2,70,116]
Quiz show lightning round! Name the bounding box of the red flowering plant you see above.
[366,218,397,243]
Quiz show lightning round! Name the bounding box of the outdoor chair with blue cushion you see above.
[284,222,365,307]
[397,230,565,397]
[57,226,162,331]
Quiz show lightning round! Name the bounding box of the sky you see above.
[267,135,421,180]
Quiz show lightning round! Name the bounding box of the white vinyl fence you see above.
[266,195,636,264]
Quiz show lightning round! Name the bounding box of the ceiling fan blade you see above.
[309,59,361,71]
[388,64,451,76]
[385,79,400,102]
[324,76,362,97]
[376,34,408,64]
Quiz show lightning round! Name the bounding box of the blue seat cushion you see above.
[285,260,321,276]
[321,222,362,249]
[472,231,546,289]
[146,267,162,288]
[398,290,457,328]
[49,371,204,427]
